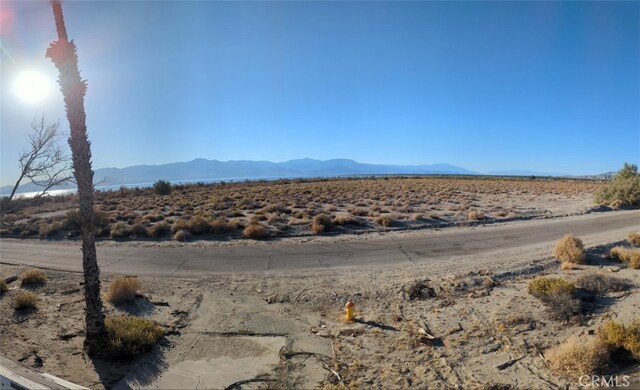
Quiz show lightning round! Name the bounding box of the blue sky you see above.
[1,1,639,185]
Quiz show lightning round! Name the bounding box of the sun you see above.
[13,69,53,104]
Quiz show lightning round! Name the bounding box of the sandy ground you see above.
[1,228,640,389]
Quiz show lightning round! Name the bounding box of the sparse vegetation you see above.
[546,336,610,378]
[106,276,142,304]
[576,273,632,294]
[153,179,172,195]
[594,163,640,207]
[20,269,47,286]
[104,314,163,359]
[528,277,580,321]
[13,291,38,310]
[467,210,486,220]
[376,215,395,227]
[553,234,585,264]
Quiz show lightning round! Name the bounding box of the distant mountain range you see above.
[0,157,576,195]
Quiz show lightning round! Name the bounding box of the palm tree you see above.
[46,0,106,355]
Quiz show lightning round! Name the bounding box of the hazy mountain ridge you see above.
[1,158,579,195]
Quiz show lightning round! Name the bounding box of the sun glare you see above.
[13,70,53,104]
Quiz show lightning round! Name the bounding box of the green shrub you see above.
[595,163,640,207]
[153,180,172,196]
[13,291,38,310]
[598,320,640,359]
[105,315,163,359]
[528,277,576,297]
[20,269,47,286]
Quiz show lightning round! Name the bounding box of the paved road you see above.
[1,210,639,276]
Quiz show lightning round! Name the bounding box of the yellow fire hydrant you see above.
[345,300,355,322]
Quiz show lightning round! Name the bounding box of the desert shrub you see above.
[576,273,632,294]
[628,232,640,247]
[0,280,7,296]
[172,216,211,235]
[153,180,172,196]
[147,222,171,238]
[210,218,237,234]
[144,214,164,222]
[110,222,132,239]
[376,215,395,227]
[131,223,148,237]
[62,209,81,231]
[105,315,163,359]
[609,247,640,269]
[20,269,47,286]
[528,276,576,297]
[333,213,364,226]
[106,276,141,304]
[349,208,369,217]
[262,204,291,214]
[0,228,9,236]
[541,291,583,321]
[39,221,63,238]
[243,223,269,239]
[467,210,486,220]
[311,213,333,234]
[594,163,640,207]
[173,229,191,242]
[546,336,610,378]
[598,320,640,360]
[13,291,38,310]
[553,234,585,264]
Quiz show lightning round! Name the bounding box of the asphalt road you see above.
[1,210,639,277]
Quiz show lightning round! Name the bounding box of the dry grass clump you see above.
[576,273,632,294]
[376,215,395,227]
[243,222,269,239]
[553,234,585,264]
[311,213,333,234]
[609,247,640,269]
[105,315,163,359]
[628,232,640,247]
[20,269,47,286]
[131,223,148,237]
[173,216,210,235]
[39,221,63,238]
[546,336,610,378]
[333,213,363,226]
[106,276,142,304]
[173,229,191,242]
[467,210,486,220]
[209,218,238,234]
[110,222,132,239]
[147,222,171,238]
[13,291,38,310]
[598,320,640,359]
[528,276,576,297]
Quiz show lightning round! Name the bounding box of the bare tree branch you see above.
[8,116,74,201]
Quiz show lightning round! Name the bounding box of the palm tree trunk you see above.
[46,0,106,355]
